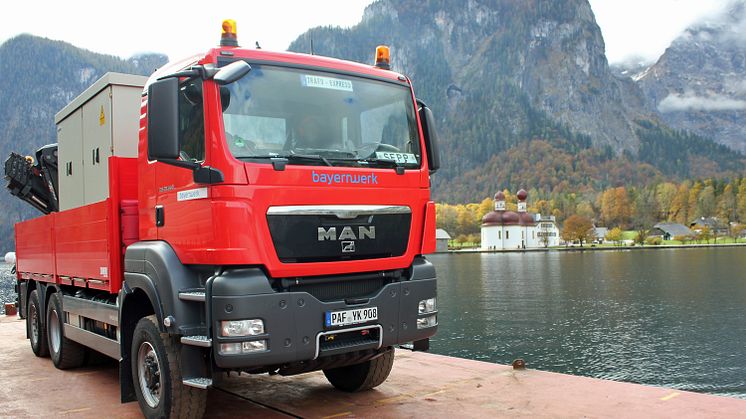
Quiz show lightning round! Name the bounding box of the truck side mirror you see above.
[417,101,441,174]
[147,78,180,160]
[214,61,251,85]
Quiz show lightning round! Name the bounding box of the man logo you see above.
[341,241,356,253]
[317,226,376,241]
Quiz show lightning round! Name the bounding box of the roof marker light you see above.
[221,19,238,47]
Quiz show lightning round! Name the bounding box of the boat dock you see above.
[1,316,743,418]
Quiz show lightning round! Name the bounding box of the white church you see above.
[481,189,560,250]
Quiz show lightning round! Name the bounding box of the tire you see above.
[323,348,395,392]
[46,293,87,369]
[131,315,206,419]
[27,290,48,357]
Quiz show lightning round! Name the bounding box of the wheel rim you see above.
[29,303,39,346]
[137,341,161,408]
[49,308,61,354]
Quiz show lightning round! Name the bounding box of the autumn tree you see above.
[605,227,624,246]
[561,214,594,246]
[599,187,633,228]
[671,181,691,224]
[717,183,737,223]
[688,181,703,220]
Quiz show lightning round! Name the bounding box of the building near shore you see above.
[435,229,451,252]
[480,189,560,250]
[650,222,693,240]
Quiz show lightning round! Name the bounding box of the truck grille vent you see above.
[319,327,380,354]
[286,276,391,302]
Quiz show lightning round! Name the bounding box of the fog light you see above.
[219,342,242,355]
[242,340,267,353]
[221,319,264,337]
[417,314,437,329]
[418,297,437,314]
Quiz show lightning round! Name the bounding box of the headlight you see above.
[417,314,437,329]
[418,297,437,314]
[220,319,264,337]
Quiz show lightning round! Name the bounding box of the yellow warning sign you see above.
[99,105,105,126]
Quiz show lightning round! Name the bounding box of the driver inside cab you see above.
[292,115,336,150]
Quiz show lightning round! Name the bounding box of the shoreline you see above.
[441,241,746,254]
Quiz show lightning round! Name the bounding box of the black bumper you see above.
[210,258,437,369]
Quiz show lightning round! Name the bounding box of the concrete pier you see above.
[1,316,743,418]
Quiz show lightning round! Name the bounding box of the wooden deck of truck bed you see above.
[1,316,744,418]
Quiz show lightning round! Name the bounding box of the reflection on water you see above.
[429,248,746,398]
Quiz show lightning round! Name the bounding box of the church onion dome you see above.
[516,189,528,201]
[482,211,503,225]
[519,212,535,225]
[501,211,520,224]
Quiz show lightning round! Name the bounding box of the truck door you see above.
[155,79,214,252]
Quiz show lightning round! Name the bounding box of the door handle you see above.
[155,205,165,227]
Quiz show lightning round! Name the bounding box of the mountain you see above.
[636,1,746,153]
[289,0,745,201]
[0,35,167,252]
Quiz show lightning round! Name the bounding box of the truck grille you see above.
[266,206,411,263]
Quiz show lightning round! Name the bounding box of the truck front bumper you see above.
[210,257,437,370]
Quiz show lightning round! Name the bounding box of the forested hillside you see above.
[0,35,166,252]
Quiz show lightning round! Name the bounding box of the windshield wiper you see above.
[237,153,332,167]
[285,153,333,167]
[356,158,408,174]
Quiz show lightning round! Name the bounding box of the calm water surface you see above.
[428,247,746,398]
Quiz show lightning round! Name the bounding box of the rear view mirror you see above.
[147,78,180,160]
[214,61,251,85]
[417,100,441,173]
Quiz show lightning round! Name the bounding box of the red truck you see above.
[5,20,440,418]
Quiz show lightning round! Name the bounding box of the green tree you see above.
[634,229,650,246]
[656,182,678,220]
[737,181,746,222]
[696,226,712,244]
[576,201,596,220]
[697,184,716,218]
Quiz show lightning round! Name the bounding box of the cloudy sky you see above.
[0,1,735,65]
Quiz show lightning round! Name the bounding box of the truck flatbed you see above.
[2,316,743,418]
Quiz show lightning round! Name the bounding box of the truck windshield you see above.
[220,63,421,168]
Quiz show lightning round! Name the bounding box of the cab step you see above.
[178,288,206,302]
[183,377,212,389]
[181,335,212,347]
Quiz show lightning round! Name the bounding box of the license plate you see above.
[325,307,378,328]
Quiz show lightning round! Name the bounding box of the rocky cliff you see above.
[637,1,746,153]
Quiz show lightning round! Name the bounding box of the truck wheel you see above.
[27,290,48,357]
[323,348,395,392]
[46,293,87,369]
[131,315,207,419]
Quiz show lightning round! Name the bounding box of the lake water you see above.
[428,248,746,399]
[2,248,744,398]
